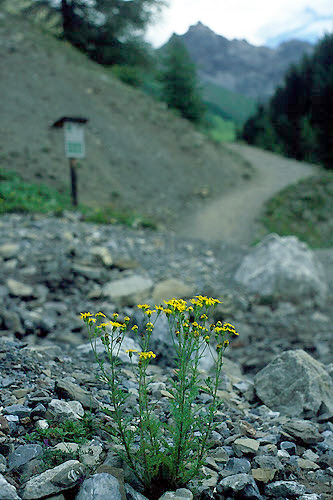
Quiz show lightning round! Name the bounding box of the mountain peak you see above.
[174,25,314,99]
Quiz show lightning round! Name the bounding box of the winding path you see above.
[177,143,317,245]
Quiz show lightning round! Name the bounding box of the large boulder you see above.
[254,350,333,418]
[234,234,328,306]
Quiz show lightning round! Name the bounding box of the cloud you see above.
[258,6,333,46]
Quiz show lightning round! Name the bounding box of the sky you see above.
[145,0,333,48]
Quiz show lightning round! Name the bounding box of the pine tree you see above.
[159,37,205,123]
[20,0,166,66]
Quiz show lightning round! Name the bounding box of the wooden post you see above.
[69,158,78,206]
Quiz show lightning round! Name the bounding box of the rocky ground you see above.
[0,212,333,500]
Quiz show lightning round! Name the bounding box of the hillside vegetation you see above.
[241,33,333,170]
[0,12,250,228]
[258,172,333,248]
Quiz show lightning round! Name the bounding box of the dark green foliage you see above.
[0,168,156,228]
[240,33,333,169]
[23,413,97,446]
[0,168,71,214]
[159,37,205,123]
[21,0,165,67]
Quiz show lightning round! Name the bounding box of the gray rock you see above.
[233,438,260,455]
[72,263,103,280]
[299,495,322,500]
[280,441,297,455]
[220,458,251,477]
[75,473,122,500]
[235,234,328,306]
[282,420,324,445]
[253,455,283,471]
[0,454,6,473]
[47,399,84,421]
[254,349,333,417]
[22,460,85,499]
[264,480,306,497]
[124,483,148,500]
[158,489,193,500]
[3,405,31,418]
[54,379,99,409]
[0,243,19,259]
[79,440,103,467]
[8,444,43,471]
[90,246,113,267]
[7,279,34,298]
[0,473,20,500]
[152,278,195,305]
[217,473,261,499]
[103,275,153,304]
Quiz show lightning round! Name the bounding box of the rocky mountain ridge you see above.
[172,22,314,99]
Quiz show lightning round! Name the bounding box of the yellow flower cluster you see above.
[164,298,187,312]
[110,321,125,329]
[96,322,110,329]
[125,349,157,361]
[80,312,93,320]
[212,321,239,336]
[190,296,221,307]
[139,351,156,361]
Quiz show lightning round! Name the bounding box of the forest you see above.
[240,33,333,170]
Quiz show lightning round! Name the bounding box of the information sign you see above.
[64,122,85,159]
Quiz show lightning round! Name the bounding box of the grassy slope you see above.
[258,172,333,248]
[202,81,257,125]
[0,13,250,228]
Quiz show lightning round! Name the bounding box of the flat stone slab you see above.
[103,275,153,304]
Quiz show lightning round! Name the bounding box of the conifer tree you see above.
[159,37,205,123]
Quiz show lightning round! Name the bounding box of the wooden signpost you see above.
[51,116,88,206]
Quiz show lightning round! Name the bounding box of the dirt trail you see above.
[176,143,317,245]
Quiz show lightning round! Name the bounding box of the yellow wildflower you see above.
[80,312,93,319]
[95,312,106,318]
[191,296,221,307]
[223,323,239,335]
[138,304,150,310]
[112,313,119,319]
[88,318,96,323]
[144,309,155,317]
[96,322,109,329]
[132,325,138,331]
[164,298,187,312]
[139,351,156,361]
[110,321,124,329]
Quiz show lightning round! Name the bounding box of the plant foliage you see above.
[159,37,206,123]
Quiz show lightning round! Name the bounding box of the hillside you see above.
[173,22,313,99]
[0,13,250,228]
